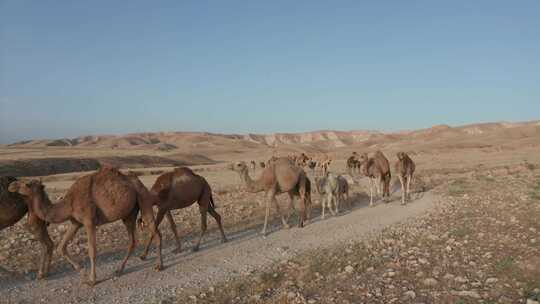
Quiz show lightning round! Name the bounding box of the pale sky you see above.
[1,1,539,143]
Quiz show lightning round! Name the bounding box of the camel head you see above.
[396,151,406,160]
[229,161,248,173]
[358,153,369,164]
[8,179,44,197]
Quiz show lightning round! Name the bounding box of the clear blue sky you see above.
[1,1,539,144]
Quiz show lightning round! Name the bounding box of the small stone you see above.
[345,265,354,273]
[403,290,416,299]
[485,277,498,284]
[287,291,296,299]
[423,278,438,286]
[454,276,468,283]
[451,290,481,299]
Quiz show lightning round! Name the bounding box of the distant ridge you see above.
[6,120,540,150]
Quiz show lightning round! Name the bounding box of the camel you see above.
[259,162,266,169]
[358,151,391,207]
[315,173,350,219]
[139,167,227,258]
[346,153,360,175]
[229,157,312,235]
[395,152,416,205]
[1,176,53,279]
[8,167,163,287]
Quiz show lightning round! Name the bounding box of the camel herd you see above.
[0,151,415,287]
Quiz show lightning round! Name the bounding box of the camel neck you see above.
[239,169,264,193]
[32,191,71,224]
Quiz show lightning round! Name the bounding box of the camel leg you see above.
[399,175,406,205]
[208,207,227,243]
[272,196,289,229]
[335,193,340,215]
[406,175,412,201]
[83,223,97,287]
[286,193,296,222]
[329,193,337,216]
[376,176,382,199]
[116,209,138,275]
[321,195,327,219]
[261,192,272,236]
[57,221,82,271]
[369,178,374,207]
[140,208,165,262]
[27,213,53,279]
[165,211,182,253]
[192,210,207,252]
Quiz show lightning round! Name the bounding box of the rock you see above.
[345,265,354,273]
[485,277,498,284]
[451,290,481,299]
[403,290,416,299]
[454,276,468,283]
[443,274,455,280]
[418,258,428,265]
[287,291,296,299]
[423,278,438,286]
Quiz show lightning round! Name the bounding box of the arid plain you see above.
[1,120,539,303]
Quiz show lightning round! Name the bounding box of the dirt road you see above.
[1,191,439,304]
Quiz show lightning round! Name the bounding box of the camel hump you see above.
[96,165,123,176]
[173,167,195,175]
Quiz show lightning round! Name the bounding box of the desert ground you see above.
[1,121,539,303]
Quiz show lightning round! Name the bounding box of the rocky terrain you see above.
[180,165,540,304]
[1,120,540,303]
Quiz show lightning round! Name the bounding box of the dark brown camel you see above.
[1,176,53,279]
[139,167,227,259]
[358,151,392,206]
[395,152,416,205]
[8,167,163,287]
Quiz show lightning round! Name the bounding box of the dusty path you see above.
[1,191,440,304]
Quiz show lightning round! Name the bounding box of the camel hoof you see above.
[37,272,45,280]
[154,265,162,272]
[139,255,147,261]
[83,280,96,287]
[192,246,200,252]
[114,269,123,277]
[172,247,182,254]
[222,238,228,244]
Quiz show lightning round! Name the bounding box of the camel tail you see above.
[209,194,216,210]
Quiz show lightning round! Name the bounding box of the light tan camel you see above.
[395,152,416,205]
[358,151,391,207]
[1,176,53,279]
[229,157,312,235]
[8,167,163,287]
[139,167,227,259]
[315,173,350,219]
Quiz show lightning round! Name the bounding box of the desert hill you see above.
[1,120,539,177]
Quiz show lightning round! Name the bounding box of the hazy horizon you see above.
[2,1,539,144]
